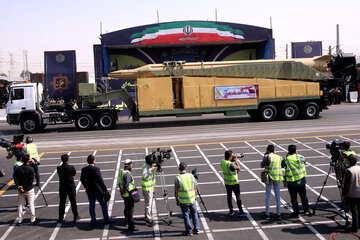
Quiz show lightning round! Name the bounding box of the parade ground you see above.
[1,133,360,240]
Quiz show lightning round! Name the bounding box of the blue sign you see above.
[44,50,77,101]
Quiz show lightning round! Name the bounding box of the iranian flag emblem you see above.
[131,21,245,45]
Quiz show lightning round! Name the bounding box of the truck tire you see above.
[302,102,320,119]
[75,114,94,131]
[20,115,40,133]
[258,104,277,121]
[280,103,299,120]
[97,112,116,130]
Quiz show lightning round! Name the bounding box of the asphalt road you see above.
[0,103,359,240]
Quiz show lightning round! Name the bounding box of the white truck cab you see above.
[6,83,44,132]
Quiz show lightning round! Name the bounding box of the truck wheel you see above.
[258,104,277,121]
[20,116,40,133]
[75,114,94,131]
[281,103,299,120]
[97,112,116,130]
[302,102,320,119]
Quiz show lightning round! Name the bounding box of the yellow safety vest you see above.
[141,163,155,191]
[176,173,196,204]
[119,169,136,197]
[221,159,239,185]
[25,143,39,162]
[284,154,307,182]
[266,153,284,181]
[341,150,356,164]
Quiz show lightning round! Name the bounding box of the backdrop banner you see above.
[44,50,77,102]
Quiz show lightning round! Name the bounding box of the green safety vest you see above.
[284,154,307,182]
[25,143,39,162]
[266,153,284,181]
[176,173,196,204]
[141,163,155,191]
[119,169,136,197]
[221,159,239,185]
[14,160,23,167]
[341,150,356,164]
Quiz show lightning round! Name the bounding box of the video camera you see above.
[191,168,199,180]
[0,135,24,159]
[148,148,172,171]
[325,139,346,165]
[231,153,244,162]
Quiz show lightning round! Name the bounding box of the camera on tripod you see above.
[325,139,346,165]
[148,148,172,171]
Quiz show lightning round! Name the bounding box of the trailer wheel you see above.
[302,102,320,119]
[258,104,277,121]
[280,103,299,120]
[97,112,116,130]
[75,114,94,131]
[20,116,40,133]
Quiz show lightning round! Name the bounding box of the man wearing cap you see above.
[142,154,157,227]
[174,162,200,236]
[119,159,138,231]
[24,136,40,186]
[80,154,111,226]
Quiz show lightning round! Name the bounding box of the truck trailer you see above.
[5,55,357,133]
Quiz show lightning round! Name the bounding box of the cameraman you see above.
[282,145,309,218]
[341,155,360,233]
[174,162,200,236]
[341,141,356,163]
[221,150,247,217]
[260,145,283,220]
[119,159,138,232]
[14,154,39,226]
[141,154,156,227]
[24,136,40,186]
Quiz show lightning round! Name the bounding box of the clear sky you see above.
[1,0,359,78]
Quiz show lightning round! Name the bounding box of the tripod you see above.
[38,184,48,206]
[196,186,211,221]
[311,162,349,226]
[151,168,172,225]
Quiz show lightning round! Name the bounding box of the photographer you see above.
[119,159,138,232]
[13,150,25,177]
[282,145,309,218]
[260,145,283,220]
[341,155,360,233]
[142,154,156,227]
[174,162,200,236]
[221,150,247,217]
[24,136,40,186]
[14,154,39,226]
[339,141,356,179]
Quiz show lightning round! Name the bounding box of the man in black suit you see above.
[80,154,111,226]
[57,154,80,223]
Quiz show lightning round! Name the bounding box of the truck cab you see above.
[6,83,44,132]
